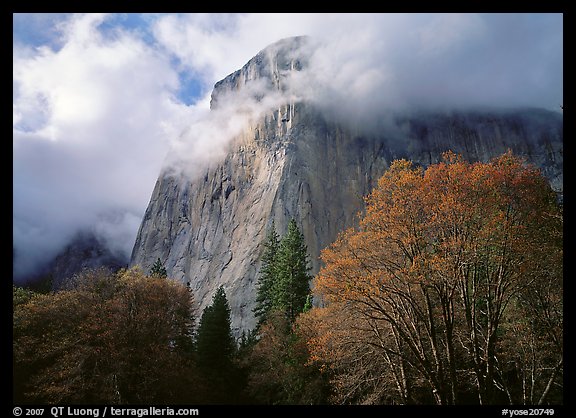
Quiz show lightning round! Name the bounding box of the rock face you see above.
[130,37,563,334]
[48,231,127,290]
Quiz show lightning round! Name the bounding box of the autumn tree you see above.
[308,151,563,405]
[13,285,34,307]
[244,311,330,404]
[298,300,421,404]
[13,267,199,404]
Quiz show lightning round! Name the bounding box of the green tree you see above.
[149,258,167,278]
[253,222,280,326]
[195,285,242,403]
[242,220,317,403]
[273,219,312,323]
[254,220,312,326]
[196,286,236,369]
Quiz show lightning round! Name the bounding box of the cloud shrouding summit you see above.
[154,13,562,112]
[13,13,563,281]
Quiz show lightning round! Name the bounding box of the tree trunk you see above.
[537,357,563,405]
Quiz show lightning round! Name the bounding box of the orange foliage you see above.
[309,151,562,405]
[13,267,198,404]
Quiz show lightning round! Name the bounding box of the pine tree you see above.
[149,258,167,278]
[195,286,244,403]
[273,219,312,323]
[245,221,316,403]
[253,222,280,326]
[196,286,236,371]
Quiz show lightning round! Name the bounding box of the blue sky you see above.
[13,13,205,105]
[13,13,563,281]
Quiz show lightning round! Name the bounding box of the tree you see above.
[254,219,312,325]
[13,267,199,404]
[196,286,236,370]
[272,219,312,323]
[244,311,330,404]
[307,151,562,405]
[195,285,244,403]
[243,220,317,403]
[253,222,280,326]
[149,258,167,278]
[13,285,35,307]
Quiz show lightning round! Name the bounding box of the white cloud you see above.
[154,13,562,126]
[152,13,324,86]
[13,13,192,280]
[164,76,289,180]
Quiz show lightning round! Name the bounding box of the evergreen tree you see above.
[195,286,246,403]
[149,258,167,278]
[273,219,312,323]
[244,221,317,403]
[253,222,280,326]
[196,286,236,371]
[254,220,312,325]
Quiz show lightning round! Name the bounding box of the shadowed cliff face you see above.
[130,37,563,334]
[21,231,127,291]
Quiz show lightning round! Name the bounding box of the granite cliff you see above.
[130,37,563,333]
